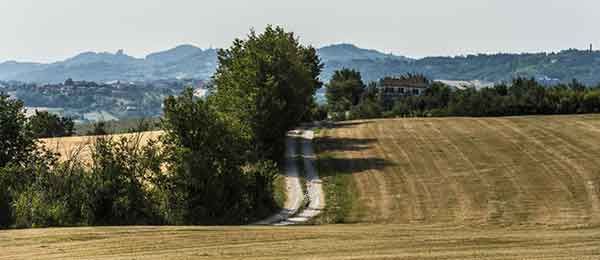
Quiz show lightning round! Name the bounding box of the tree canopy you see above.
[211,25,323,160]
[0,94,36,168]
[326,68,365,112]
[29,110,74,138]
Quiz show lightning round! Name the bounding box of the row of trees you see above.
[326,69,600,119]
[389,78,600,117]
[0,26,323,228]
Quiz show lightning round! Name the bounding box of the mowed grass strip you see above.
[315,115,600,227]
[1,225,600,260]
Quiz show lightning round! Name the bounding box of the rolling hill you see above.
[3,44,600,85]
[315,115,600,226]
[0,46,218,83]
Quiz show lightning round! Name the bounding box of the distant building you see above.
[193,88,209,98]
[378,75,429,103]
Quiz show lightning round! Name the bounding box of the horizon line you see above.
[1,43,597,64]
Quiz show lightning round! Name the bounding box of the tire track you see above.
[254,130,304,225]
[496,118,598,223]
[283,129,325,224]
[256,128,324,225]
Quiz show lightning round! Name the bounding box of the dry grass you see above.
[1,225,599,260]
[6,115,600,259]
[316,115,600,227]
[39,131,163,162]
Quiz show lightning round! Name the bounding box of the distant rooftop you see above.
[380,75,429,88]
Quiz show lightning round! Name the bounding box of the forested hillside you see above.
[2,44,600,85]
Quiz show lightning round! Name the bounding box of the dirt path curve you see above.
[255,128,325,225]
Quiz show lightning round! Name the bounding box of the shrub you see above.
[84,134,163,225]
[29,110,75,138]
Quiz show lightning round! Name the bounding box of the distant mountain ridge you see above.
[0,45,218,83]
[318,43,411,62]
[2,44,600,85]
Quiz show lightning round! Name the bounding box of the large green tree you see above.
[0,94,36,168]
[159,89,278,224]
[0,94,44,227]
[211,25,323,160]
[326,69,365,112]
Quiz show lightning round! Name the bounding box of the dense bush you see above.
[84,135,163,225]
[0,133,163,228]
[1,92,166,228]
[158,89,278,224]
[29,110,75,138]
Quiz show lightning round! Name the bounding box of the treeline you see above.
[0,26,322,228]
[391,78,600,117]
[321,48,600,85]
[326,69,600,120]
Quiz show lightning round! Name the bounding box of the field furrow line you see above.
[475,118,561,224]
[496,118,597,224]
[400,119,459,223]
[530,121,600,222]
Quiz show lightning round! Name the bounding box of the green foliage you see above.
[29,110,75,138]
[84,135,163,225]
[583,90,600,113]
[1,132,164,229]
[0,93,36,168]
[1,27,321,228]
[307,103,329,122]
[8,80,188,123]
[75,117,160,136]
[326,69,365,113]
[0,146,79,228]
[350,98,382,119]
[323,48,600,85]
[88,121,109,136]
[365,77,600,118]
[212,25,323,160]
[159,89,278,224]
[350,83,382,119]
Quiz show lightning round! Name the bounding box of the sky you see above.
[1,0,599,63]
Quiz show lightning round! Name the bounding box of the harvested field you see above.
[1,225,599,260]
[40,131,162,162]
[316,115,600,227]
[9,115,600,259]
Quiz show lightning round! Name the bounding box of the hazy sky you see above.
[2,0,599,63]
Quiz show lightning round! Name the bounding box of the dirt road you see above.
[256,128,324,225]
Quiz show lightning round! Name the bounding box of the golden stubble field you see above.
[3,115,600,259]
[1,225,599,259]
[316,115,600,227]
[40,131,163,163]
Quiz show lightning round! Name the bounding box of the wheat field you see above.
[316,115,600,227]
[1,225,599,259]
[39,131,163,162]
